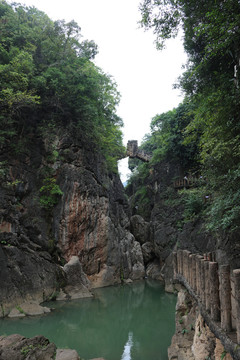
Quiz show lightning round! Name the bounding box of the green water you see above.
[0,280,176,360]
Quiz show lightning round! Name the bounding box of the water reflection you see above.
[121,332,133,360]
[0,280,176,360]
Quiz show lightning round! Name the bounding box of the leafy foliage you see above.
[0,1,124,172]
[126,161,153,220]
[180,188,206,221]
[39,177,63,211]
[150,102,199,171]
[138,0,240,232]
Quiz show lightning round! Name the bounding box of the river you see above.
[0,280,176,360]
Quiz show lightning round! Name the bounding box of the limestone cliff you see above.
[0,131,144,315]
[127,158,240,292]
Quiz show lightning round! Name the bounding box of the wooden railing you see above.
[173,250,240,360]
[173,176,199,189]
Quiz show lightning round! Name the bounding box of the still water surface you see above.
[0,280,176,360]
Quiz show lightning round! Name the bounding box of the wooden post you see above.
[196,255,203,296]
[173,252,177,279]
[219,265,232,332]
[189,254,193,288]
[204,260,210,312]
[191,254,197,291]
[179,250,183,275]
[183,250,189,280]
[207,252,212,261]
[200,259,206,304]
[183,250,191,283]
[233,269,240,344]
[177,250,181,275]
[209,262,220,322]
[196,255,200,295]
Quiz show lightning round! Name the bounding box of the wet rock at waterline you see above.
[0,334,82,360]
[0,334,56,360]
[56,349,80,360]
[58,256,93,300]
[8,302,51,318]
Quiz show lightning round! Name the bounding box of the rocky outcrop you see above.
[57,256,93,300]
[0,232,64,316]
[0,334,56,360]
[168,289,196,360]
[8,302,51,318]
[168,288,234,360]
[130,215,150,245]
[53,135,145,287]
[0,131,145,313]
[0,334,82,360]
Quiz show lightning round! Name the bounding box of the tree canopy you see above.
[133,0,240,232]
[0,1,125,172]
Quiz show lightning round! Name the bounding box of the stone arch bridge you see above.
[126,140,151,162]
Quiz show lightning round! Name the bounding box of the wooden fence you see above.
[173,250,240,360]
[173,176,199,189]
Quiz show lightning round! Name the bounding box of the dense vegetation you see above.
[127,0,240,233]
[0,1,125,173]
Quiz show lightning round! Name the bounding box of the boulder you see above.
[8,302,51,318]
[60,256,93,299]
[63,256,91,289]
[130,215,150,244]
[56,349,80,360]
[8,308,26,318]
[146,260,163,281]
[141,242,155,264]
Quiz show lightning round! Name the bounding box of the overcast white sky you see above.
[19,0,187,182]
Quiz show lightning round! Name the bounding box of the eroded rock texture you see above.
[0,334,56,360]
[168,288,234,360]
[0,132,144,314]
[54,135,144,287]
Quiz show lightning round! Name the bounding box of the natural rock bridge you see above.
[173,250,240,360]
[126,140,151,162]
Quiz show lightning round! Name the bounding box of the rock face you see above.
[169,288,234,360]
[0,334,56,360]
[0,232,64,316]
[53,135,145,287]
[168,289,196,360]
[0,334,82,360]
[0,132,144,313]
[130,215,150,245]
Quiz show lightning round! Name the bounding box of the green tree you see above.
[139,0,240,231]
[0,1,124,171]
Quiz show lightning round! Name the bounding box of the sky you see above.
[18,0,187,182]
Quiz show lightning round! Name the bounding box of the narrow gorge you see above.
[1,1,240,359]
